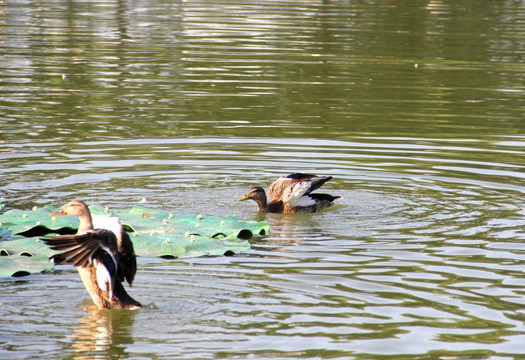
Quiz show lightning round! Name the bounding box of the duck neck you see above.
[77,211,95,234]
[255,196,270,213]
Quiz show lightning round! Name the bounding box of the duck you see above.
[42,200,142,310]
[236,173,341,213]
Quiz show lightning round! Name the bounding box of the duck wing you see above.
[116,229,137,287]
[302,175,333,195]
[309,193,341,202]
[268,173,320,201]
[42,229,118,269]
[277,174,334,207]
[92,214,137,287]
[282,181,317,207]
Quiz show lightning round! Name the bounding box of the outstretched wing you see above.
[42,229,117,268]
[116,230,137,287]
[92,214,136,287]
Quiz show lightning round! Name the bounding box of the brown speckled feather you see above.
[268,173,319,201]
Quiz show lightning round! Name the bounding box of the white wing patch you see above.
[283,182,316,207]
[93,214,122,237]
[288,195,316,207]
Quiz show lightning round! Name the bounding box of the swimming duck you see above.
[236,173,341,213]
[42,200,142,309]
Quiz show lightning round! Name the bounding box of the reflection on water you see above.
[1,0,525,359]
[0,0,523,142]
[70,306,136,359]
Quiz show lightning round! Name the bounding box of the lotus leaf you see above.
[0,204,269,261]
[93,205,268,240]
[0,254,54,278]
[0,205,79,236]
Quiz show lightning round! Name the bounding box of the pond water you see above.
[1,0,525,359]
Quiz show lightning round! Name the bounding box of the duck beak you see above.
[48,209,66,216]
[236,194,250,202]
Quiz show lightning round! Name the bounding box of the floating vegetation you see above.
[0,203,269,277]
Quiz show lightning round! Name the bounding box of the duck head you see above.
[49,200,90,217]
[236,187,266,203]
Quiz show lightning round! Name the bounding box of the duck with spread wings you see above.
[42,200,142,309]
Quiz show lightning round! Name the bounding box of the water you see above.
[1,0,525,359]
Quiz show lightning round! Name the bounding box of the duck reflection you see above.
[253,212,310,245]
[69,305,137,359]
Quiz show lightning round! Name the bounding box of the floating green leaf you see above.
[0,205,79,236]
[0,235,62,258]
[0,204,269,260]
[0,254,54,278]
[93,205,268,241]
